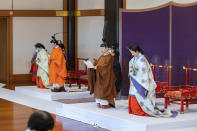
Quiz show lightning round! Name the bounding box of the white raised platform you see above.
[57,100,197,131]
[0,87,63,114]
[0,83,5,88]
[15,86,93,101]
[1,87,197,131]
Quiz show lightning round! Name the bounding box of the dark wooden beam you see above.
[13,10,56,16]
[63,0,68,55]
[12,74,32,83]
[8,17,13,85]
[67,0,76,70]
[0,10,105,17]
[76,9,104,16]
[105,0,123,45]
[0,11,10,16]
[0,10,57,17]
[0,17,9,83]
[123,0,126,9]
[75,0,78,69]
[105,0,123,94]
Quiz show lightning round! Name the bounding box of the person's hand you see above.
[93,58,97,65]
[93,58,97,62]
[37,58,40,62]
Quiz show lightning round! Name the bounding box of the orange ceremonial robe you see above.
[49,46,67,88]
[129,96,150,116]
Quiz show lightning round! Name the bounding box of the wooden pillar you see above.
[67,0,76,70]
[75,0,78,70]
[105,0,122,48]
[0,17,12,86]
[63,0,68,56]
[0,17,9,83]
[105,0,123,94]
[123,0,126,9]
[8,16,13,87]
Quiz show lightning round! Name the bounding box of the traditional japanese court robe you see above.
[129,53,177,117]
[49,46,67,88]
[36,49,51,89]
[89,54,117,106]
[30,52,37,83]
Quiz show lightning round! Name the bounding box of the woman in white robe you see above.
[35,43,51,89]
[128,44,177,117]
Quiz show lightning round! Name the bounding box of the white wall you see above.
[78,0,104,10]
[13,17,63,74]
[77,0,104,70]
[13,0,63,10]
[0,0,105,74]
[78,16,104,69]
[0,0,12,10]
[0,0,63,10]
[126,0,197,9]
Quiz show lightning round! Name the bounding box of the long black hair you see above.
[128,44,144,54]
[34,43,45,49]
[58,43,67,64]
[58,43,65,50]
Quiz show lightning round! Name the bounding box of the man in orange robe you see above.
[49,40,67,92]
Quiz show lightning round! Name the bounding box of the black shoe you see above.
[51,88,61,92]
[59,86,66,92]
[109,103,115,108]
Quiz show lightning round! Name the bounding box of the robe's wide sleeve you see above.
[129,55,156,93]
[96,55,111,72]
[87,68,96,94]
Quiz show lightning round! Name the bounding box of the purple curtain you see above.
[121,7,170,96]
[171,5,197,85]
